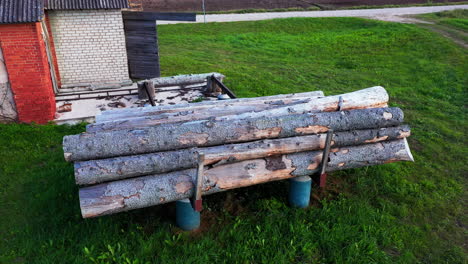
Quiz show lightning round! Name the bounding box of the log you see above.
[75,125,411,185]
[212,86,388,122]
[95,90,325,123]
[63,107,404,162]
[150,72,225,87]
[88,98,318,133]
[99,90,324,116]
[88,87,388,132]
[79,139,414,218]
[96,86,388,124]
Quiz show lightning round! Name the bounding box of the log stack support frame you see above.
[63,83,414,230]
[136,72,231,102]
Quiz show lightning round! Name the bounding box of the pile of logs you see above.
[63,86,413,218]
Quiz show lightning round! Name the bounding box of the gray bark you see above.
[79,139,414,218]
[149,72,224,87]
[97,86,387,124]
[0,48,17,123]
[63,107,404,162]
[210,86,388,122]
[75,125,410,185]
[94,86,387,128]
[88,98,318,133]
[0,83,17,123]
[95,90,325,123]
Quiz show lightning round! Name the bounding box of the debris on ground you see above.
[57,103,72,113]
[107,102,126,108]
[55,73,225,124]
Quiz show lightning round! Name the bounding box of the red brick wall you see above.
[0,22,56,124]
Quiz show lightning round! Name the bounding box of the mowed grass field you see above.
[1,17,467,263]
[416,9,468,45]
[418,9,468,31]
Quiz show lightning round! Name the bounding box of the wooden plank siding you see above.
[123,17,160,79]
[122,12,196,79]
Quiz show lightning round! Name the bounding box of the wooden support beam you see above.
[191,153,204,212]
[211,75,236,98]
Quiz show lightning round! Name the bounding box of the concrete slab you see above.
[55,87,209,125]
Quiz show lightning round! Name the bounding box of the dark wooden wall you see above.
[123,13,160,79]
[122,12,196,80]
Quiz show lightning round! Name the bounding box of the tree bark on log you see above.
[89,98,320,133]
[211,86,388,122]
[75,125,410,185]
[149,72,225,87]
[64,107,404,162]
[95,90,325,123]
[94,86,387,128]
[79,139,414,218]
[97,86,386,124]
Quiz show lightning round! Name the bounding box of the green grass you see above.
[1,17,467,263]
[416,9,468,44]
[418,9,468,31]
[343,1,468,10]
[440,18,468,30]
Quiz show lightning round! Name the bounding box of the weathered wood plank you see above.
[79,139,414,218]
[75,125,410,185]
[63,107,404,161]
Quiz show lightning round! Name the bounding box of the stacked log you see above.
[95,90,325,123]
[80,140,413,218]
[62,86,413,218]
[149,72,225,87]
[75,125,410,185]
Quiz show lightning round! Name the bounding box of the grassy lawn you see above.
[1,17,467,263]
[418,9,468,31]
[416,9,468,44]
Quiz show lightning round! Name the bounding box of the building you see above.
[0,0,131,123]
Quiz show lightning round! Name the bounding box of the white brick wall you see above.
[48,10,131,86]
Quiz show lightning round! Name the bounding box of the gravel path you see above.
[158,4,468,24]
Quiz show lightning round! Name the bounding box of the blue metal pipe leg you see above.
[176,198,200,231]
[289,176,312,208]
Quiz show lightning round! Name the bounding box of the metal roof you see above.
[44,0,129,10]
[0,0,129,24]
[0,0,44,24]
